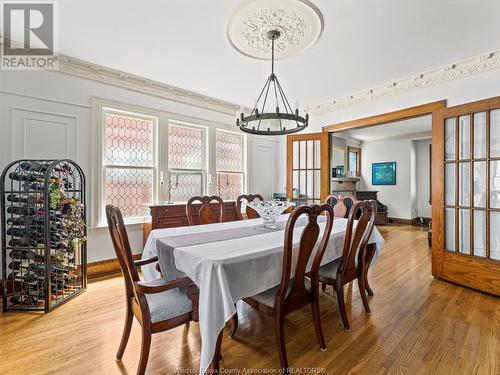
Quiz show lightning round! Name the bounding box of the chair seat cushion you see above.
[319,259,341,279]
[319,258,359,279]
[145,289,192,323]
[250,278,311,307]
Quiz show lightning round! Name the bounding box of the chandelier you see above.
[236,30,308,135]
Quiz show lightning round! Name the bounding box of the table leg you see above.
[207,329,223,373]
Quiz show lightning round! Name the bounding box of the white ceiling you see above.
[58,0,500,107]
[337,115,432,142]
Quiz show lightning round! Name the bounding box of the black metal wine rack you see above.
[1,159,87,312]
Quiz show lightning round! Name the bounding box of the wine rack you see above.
[1,159,87,312]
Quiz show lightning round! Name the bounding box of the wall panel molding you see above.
[11,107,78,160]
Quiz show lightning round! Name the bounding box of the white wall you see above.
[0,69,283,272]
[360,139,415,219]
[415,139,432,218]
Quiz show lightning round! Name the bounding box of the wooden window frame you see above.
[347,145,361,177]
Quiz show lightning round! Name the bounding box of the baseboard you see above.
[88,254,142,279]
[388,217,416,225]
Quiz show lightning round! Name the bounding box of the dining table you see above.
[141,213,385,374]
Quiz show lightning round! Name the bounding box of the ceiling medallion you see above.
[227,0,324,59]
[236,29,308,136]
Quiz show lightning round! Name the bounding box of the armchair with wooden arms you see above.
[106,205,199,375]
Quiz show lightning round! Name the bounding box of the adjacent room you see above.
[0,1,499,374]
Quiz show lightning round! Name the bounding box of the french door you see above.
[432,96,500,296]
[286,132,329,205]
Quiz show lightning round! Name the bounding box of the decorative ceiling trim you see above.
[57,55,240,115]
[310,50,500,116]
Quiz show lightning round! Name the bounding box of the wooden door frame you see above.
[321,100,446,133]
[432,96,500,296]
[287,132,330,202]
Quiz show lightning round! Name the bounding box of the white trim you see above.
[59,55,240,115]
[311,50,500,115]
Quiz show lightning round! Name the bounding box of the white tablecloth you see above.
[142,215,385,374]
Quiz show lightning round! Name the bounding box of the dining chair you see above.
[233,204,334,373]
[105,205,199,375]
[186,195,224,226]
[318,200,377,331]
[324,193,357,218]
[236,193,264,220]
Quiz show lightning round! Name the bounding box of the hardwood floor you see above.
[1,225,498,374]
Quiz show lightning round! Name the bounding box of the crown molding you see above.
[2,39,499,118]
[56,55,240,115]
[310,50,500,116]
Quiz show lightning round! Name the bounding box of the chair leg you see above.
[365,274,374,296]
[228,308,238,338]
[137,327,152,375]
[116,306,133,360]
[311,298,326,351]
[357,276,371,314]
[335,283,350,331]
[274,314,289,373]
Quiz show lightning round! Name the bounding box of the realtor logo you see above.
[1,1,59,70]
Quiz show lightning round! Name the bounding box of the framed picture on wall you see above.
[372,162,396,185]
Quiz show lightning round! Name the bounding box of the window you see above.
[94,99,247,225]
[167,122,207,202]
[348,146,361,177]
[216,130,245,200]
[102,109,157,221]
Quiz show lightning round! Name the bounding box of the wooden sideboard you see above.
[143,201,239,243]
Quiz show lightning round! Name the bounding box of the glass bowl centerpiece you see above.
[247,199,291,228]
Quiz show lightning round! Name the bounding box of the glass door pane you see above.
[473,162,487,207]
[459,115,470,159]
[459,163,470,206]
[491,161,500,208]
[445,118,456,160]
[445,163,455,205]
[458,209,470,254]
[473,112,487,158]
[491,211,500,260]
[445,208,455,251]
[491,110,500,157]
[473,210,486,257]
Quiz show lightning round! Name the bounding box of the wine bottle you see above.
[7,205,36,216]
[9,249,38,259]
[9,294,38,305]
[8,238,38,247]
[7,227,44,238]
[7,216,37,226]
[7,194,41,205]
[8,171,40,182]
[7,260,31,270]
[20,161,49,172]
[7,271,39,283]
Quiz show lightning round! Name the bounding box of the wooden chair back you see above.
[276,204,334,307]
[337,200,377,278]
[186,195,224,225]
[325,194,357,218]
[105,205,142,304]
[236,194,264,220]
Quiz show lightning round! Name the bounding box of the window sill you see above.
[88,219,145,233]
